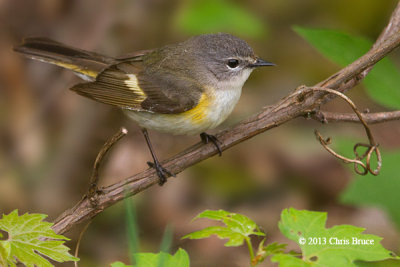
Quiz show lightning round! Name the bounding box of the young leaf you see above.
[252,240,288,266]
[183,210,265,247]
[263,242,287,257]
[0,210,78,267]
[110,249,189,267]
[111,261,133,267]
[272,253,310,266]
[273,208,399,266]
[134,248,189,267]
[293,26,400,109]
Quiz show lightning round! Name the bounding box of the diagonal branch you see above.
[52,2,400,235]
[318,2,400,105]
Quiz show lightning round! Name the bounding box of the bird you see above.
[14,33,274,185]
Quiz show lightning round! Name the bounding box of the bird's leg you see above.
[141,128,174,185]
[200,132,222,156]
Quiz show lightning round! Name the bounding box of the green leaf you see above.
[110,249,189,267]
[340,151,400,228]
[252,240,288,265]
[184,226,245,246]
[183,210,265,247]
[111,261,133,267]
[271,253,310,267]
[293,26,370,65]
[364,61,400,110]
[263,242,287,257]
[273,208,398,266]
[0,210,78,267]
[293,26,400,109]
[175,0,265,38]
[136,248,189,267]
[355,259,400,267]
[194,209,230,221]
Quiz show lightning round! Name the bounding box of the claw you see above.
[200,132,222,156]
[147,161,174,185]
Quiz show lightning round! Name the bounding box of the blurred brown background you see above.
[1,0,399,266]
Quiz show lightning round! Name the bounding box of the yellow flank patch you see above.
[182,93,210,124]
[55,62,98,78]
[124,74,146,97]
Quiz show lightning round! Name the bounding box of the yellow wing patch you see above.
[54,62,98,78]
[124,74,146,97]
[182,93,211,124]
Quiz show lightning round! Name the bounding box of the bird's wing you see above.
[71,61,204,114]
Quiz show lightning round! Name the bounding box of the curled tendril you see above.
[297,86,381,176]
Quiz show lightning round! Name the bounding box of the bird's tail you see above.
[14,37,116,80]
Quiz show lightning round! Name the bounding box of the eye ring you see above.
[227,59,239,69]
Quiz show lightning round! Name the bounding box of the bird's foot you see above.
[147,161,175,186]
[200,132,222,156]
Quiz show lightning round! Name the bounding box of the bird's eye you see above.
[227,59,239,69]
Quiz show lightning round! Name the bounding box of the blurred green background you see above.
[0,0,399,266]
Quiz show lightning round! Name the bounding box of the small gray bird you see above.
[14,33,274,184]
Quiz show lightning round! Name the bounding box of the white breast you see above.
[205,86,242,129]
[204,68,252,129]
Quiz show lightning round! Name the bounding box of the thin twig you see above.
[88,127,128,203]
[74,221,92,267]
[52,2,400,235]
[311,110,400,124]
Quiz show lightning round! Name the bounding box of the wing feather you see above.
[71,60,203,113]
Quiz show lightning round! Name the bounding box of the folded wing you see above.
[71,61,204,114]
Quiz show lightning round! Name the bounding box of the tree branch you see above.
[318,1,400,105]
[312,110,400,124]
[52,2,400,235]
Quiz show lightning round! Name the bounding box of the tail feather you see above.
[14,37,116,79]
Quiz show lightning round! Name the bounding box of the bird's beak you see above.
[249,58,276,68]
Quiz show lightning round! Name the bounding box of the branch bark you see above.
[312,110,400,124]
[52,2,400,235]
